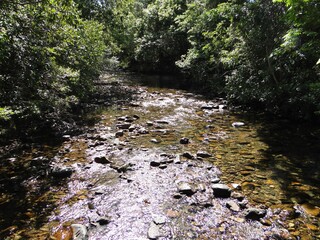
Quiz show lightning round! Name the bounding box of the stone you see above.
[138,128,149,134]
[110,160,131,173]
[153,215,166,225]
[212,184,231,198]
[116,123,131,129]
[211,176,220,184]
[244,208,267,220]
[150,138,160,143]
[177,182,196,196]
[115,131,124,138]
[147,222,161,239]
[150,160,161,167]
[62,135,71,140]
[201,105,215,110]
[181,152,194,159]
[226,200,240,212]
[197,151,212,158]
[71,224,88,240]
[94,156,110,164]
[180,137,189,144]
[155,120,169,124]
[97,218,110,225]
[232,122,245,127]
[51,166,73,178]
[146,121,154,126]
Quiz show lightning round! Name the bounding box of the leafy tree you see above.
[0,0,106,132]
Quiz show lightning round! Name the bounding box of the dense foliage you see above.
[0,0,106,134]
[0,0,319,136]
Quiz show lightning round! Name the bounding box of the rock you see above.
[51,166,73,178]
[71,224,88,240]
[62,135,71,140]
[138,127,149,134]
[244,208,267,220]
[211,176,220,183]
[177,182,196,196]
[94,156,110,164]
[232,122,245,127]
[150,160,161,167]
[116,123,131,129]
[155,120,169,124]
[226,200,240,212]
[150,138,160,144]
[115,131,124,138]
[197,151,212,158]
[181,152,194,159]
[153,215,166,225]
[219,104,227,110]
[97,218,110,225]
[231,192,245,201]
[110,160,131,173]
[148,222,161,239]
[201,105,215,110]
[146,121,154,126]
[180,137,189,144]
[212,184,231,198]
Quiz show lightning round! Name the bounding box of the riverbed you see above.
[0,73,319,239]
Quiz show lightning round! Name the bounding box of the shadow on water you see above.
[240,113,320,207]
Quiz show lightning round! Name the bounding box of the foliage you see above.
[0,0,106,132]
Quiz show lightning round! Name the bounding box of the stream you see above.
[0,73,319,239]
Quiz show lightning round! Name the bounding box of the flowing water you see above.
[0,73,319,239]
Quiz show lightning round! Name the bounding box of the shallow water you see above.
[0,73,319,239]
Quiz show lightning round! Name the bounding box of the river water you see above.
[0,73,319,239]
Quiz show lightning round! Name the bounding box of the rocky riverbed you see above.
[0,73,319,239]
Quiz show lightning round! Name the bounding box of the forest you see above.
[0,0,319,136]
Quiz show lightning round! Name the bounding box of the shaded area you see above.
[0,74,138,238]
